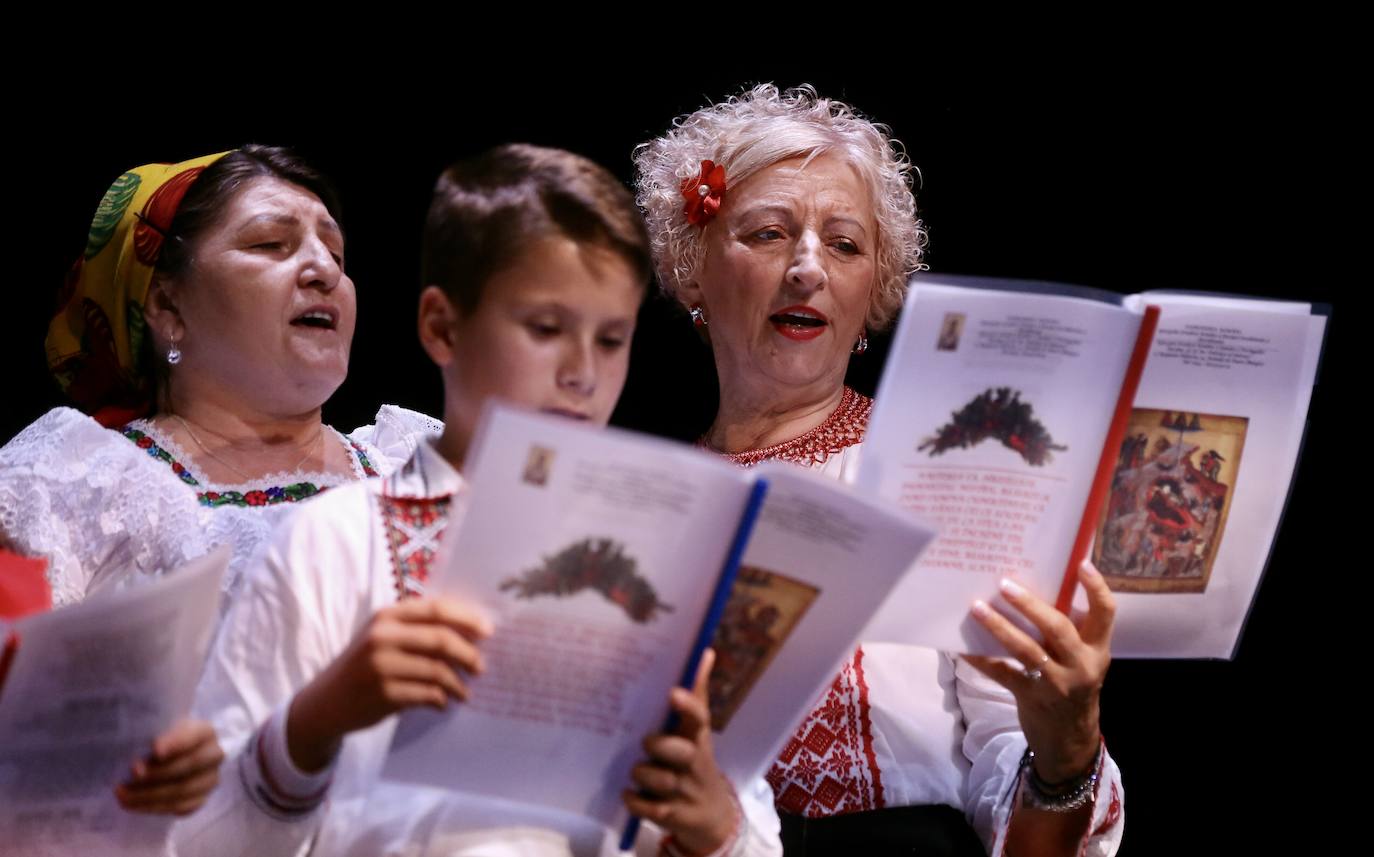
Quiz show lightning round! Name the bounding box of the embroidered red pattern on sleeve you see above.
[766,646,884,817]
[1093,780,1122,836]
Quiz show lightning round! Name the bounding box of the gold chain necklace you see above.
[172,415,325,482]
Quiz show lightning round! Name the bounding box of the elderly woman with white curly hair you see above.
[635,85,1124,856]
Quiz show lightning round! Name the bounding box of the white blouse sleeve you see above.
[639,776,782,857]
[954,655,1124,856]
[731,778,785,857]
[348,405,443,476]
[0,408,205,608]
[172,491,369,857]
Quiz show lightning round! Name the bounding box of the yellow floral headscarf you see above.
[46,152,230,427]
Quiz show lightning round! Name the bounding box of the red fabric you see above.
[0,633,18,701]
[0,550,51,620]
[767,646,884,817]
[377,494,454,601]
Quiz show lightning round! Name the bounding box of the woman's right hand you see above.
[115,719,224,816]
[286,597,493,772]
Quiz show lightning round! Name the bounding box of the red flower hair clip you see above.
[680,160,726,227]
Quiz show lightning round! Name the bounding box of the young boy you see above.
[173,145,781,857]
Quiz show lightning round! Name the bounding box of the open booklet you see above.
[857,274,1327,658]
[0,546,228,857]
[379,404,935,833]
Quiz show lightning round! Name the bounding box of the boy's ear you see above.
[417,286,461,367]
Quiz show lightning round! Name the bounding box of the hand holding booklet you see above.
[857,274,1327,658]
[0,546,228,857]
[379,405,936,834]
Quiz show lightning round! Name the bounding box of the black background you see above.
[8,63,1352,853]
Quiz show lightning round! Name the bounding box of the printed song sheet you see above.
[382,406,753,829]
[0,547,227,857]
[709,462,936,786]
[1101,293,1326,656]
[858,278,1144,653]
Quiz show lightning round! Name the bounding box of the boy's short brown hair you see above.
[422,144,651,313]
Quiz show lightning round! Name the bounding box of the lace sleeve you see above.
[0,408,207,608]
[348,405,443,476]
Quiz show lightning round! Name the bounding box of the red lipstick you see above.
[769,305,829,342]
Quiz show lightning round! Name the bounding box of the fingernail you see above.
[1000,579,1027,599]
[971,599,991,618]
[1079,561,1100,580]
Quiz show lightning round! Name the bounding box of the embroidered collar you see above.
[120,420,379,508]
[381,439,464,500]
[377,441,466,602]
[703,387,872,468]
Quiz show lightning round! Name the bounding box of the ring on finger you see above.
[1023,653,1050,681]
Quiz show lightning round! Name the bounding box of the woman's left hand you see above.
[115,719,224,816]
[623,649,740,855]
[965,560,1115,783]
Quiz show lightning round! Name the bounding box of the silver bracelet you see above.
[1018,747,1100,813]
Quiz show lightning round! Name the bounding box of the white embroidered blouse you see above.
[0,405,441,608]
[714,388,1125,856]
[174,441,783,857]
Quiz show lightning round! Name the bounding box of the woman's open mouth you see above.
[769,306,829,342]
[290,307,339,332]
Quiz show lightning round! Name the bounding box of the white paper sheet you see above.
[0,546,228,856]
[858,279,1144,653]
[711,462,937,786]
[381,406,754,830]
[1096,295,1327,657]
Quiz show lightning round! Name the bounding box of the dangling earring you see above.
[689,305,707,328]
[852,331,868,355]
[166,333,182,365]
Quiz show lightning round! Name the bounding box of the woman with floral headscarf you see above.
[1,145,436,816]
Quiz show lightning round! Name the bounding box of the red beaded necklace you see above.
[703,387,872,468]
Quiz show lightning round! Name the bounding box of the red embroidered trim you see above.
[703,387,871,468]
[767,647,884,817]
[1091,780,1122,836]
[377,494,453,601]
[852,646,884,810]
[1000,736,1112,857]
[350,440,380,477]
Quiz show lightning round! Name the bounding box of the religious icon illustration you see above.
[937,312,966,351]
[1092,409,1248,593]
[920,387,1067,466]
[707,566,820,731]
[521,444,555,487]
[499,537,672,622]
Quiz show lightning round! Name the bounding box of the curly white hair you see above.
[633,84,927,330]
